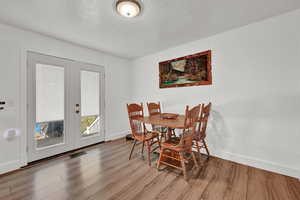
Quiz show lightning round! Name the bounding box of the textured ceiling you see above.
[0,0,299,58]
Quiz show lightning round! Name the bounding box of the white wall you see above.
[0,41,21,174]
[130,9,300,178]
[0,23,131,174]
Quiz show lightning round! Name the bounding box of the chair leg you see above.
[172,129,176,137]
[157,136,161,149]
[203,139,210,159]
[167,128,172,140]
[129,139,137,160]
[147,141,151,167]
[157,148,164,170]
[191,151,199,169]
[195,140,201,158]
[141,141,145,156]
[161,133,166,142]
[179,152,188,180]
[159,135,162,145]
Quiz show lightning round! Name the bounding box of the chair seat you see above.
[133,131,158,142]
[161,138,188,152]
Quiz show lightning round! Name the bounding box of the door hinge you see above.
[26,146,29,152]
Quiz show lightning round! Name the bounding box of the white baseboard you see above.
[212,150,300,179]
[105,132,300,178]
[0,160,21,175]
[105,130,130,141]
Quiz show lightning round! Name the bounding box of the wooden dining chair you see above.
[147,102,162,116]
[193,103,212,160]
[147,102,176,139]
[157,105,201,180]
[147,102,166,137]
[127,103,160,167]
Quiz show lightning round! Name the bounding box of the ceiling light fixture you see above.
[116,0,141,18]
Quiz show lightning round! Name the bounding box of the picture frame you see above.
[159,50,212,88]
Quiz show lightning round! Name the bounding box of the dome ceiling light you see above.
[116,0,142,18]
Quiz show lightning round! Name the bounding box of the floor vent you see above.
[70,151,87,159]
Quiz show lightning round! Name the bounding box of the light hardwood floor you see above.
[0,139,299,200]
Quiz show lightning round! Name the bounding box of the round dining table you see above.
[139,114,186,138]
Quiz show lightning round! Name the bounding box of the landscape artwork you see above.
[159,50,212,88]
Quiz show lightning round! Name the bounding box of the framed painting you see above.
[159,50,212,88]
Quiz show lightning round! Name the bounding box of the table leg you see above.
[167,128,172,140]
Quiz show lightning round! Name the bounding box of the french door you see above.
[27,52,105,162]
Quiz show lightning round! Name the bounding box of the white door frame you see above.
[27,51,105,162]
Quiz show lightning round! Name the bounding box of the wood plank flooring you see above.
[0,139,299,200]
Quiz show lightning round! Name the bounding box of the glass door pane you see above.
[35,64,64,148]
[80,71,100,137]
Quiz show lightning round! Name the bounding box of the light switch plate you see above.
[6,99,14,107]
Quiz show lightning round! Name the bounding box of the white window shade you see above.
[81,71,99,117]
[36,64,64,123]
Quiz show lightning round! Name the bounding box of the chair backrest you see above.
[127,103,144,137]
[147,102,162,116]
[195,102,212,140]
[147,102,163,131]
[179,105,201,150]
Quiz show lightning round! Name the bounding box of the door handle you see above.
[75,104,80,114]
[0,101,5,105]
